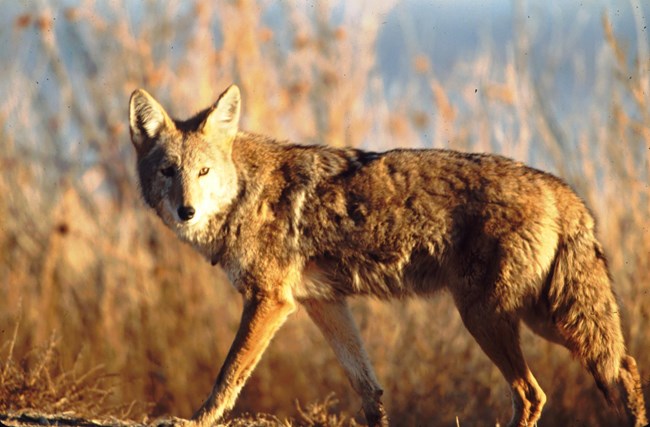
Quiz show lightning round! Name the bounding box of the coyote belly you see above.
[129,85,648,427]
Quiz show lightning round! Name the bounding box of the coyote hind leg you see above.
[456,304,546,427]
[523,311,648,426]
[302,298,388,427]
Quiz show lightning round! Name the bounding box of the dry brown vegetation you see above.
[0,2,648,426]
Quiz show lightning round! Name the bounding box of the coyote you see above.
[128,85,647,427]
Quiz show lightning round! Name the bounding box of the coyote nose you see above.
[178,205,195,221]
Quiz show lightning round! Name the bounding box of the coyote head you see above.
[129,85,241,241]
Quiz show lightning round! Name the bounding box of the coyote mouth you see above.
[172,214,202,229]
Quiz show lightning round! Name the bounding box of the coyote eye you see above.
[161,166,176,177]
[199,167,210,177]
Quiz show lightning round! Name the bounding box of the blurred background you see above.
[0,0,648,425]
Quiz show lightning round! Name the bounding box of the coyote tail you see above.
[548,227,626,403]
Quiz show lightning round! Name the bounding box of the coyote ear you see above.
[129,89,172,153]
[202,85,241,140]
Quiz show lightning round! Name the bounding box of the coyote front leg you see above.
[191,292,295,427]
[302,298,388,427]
